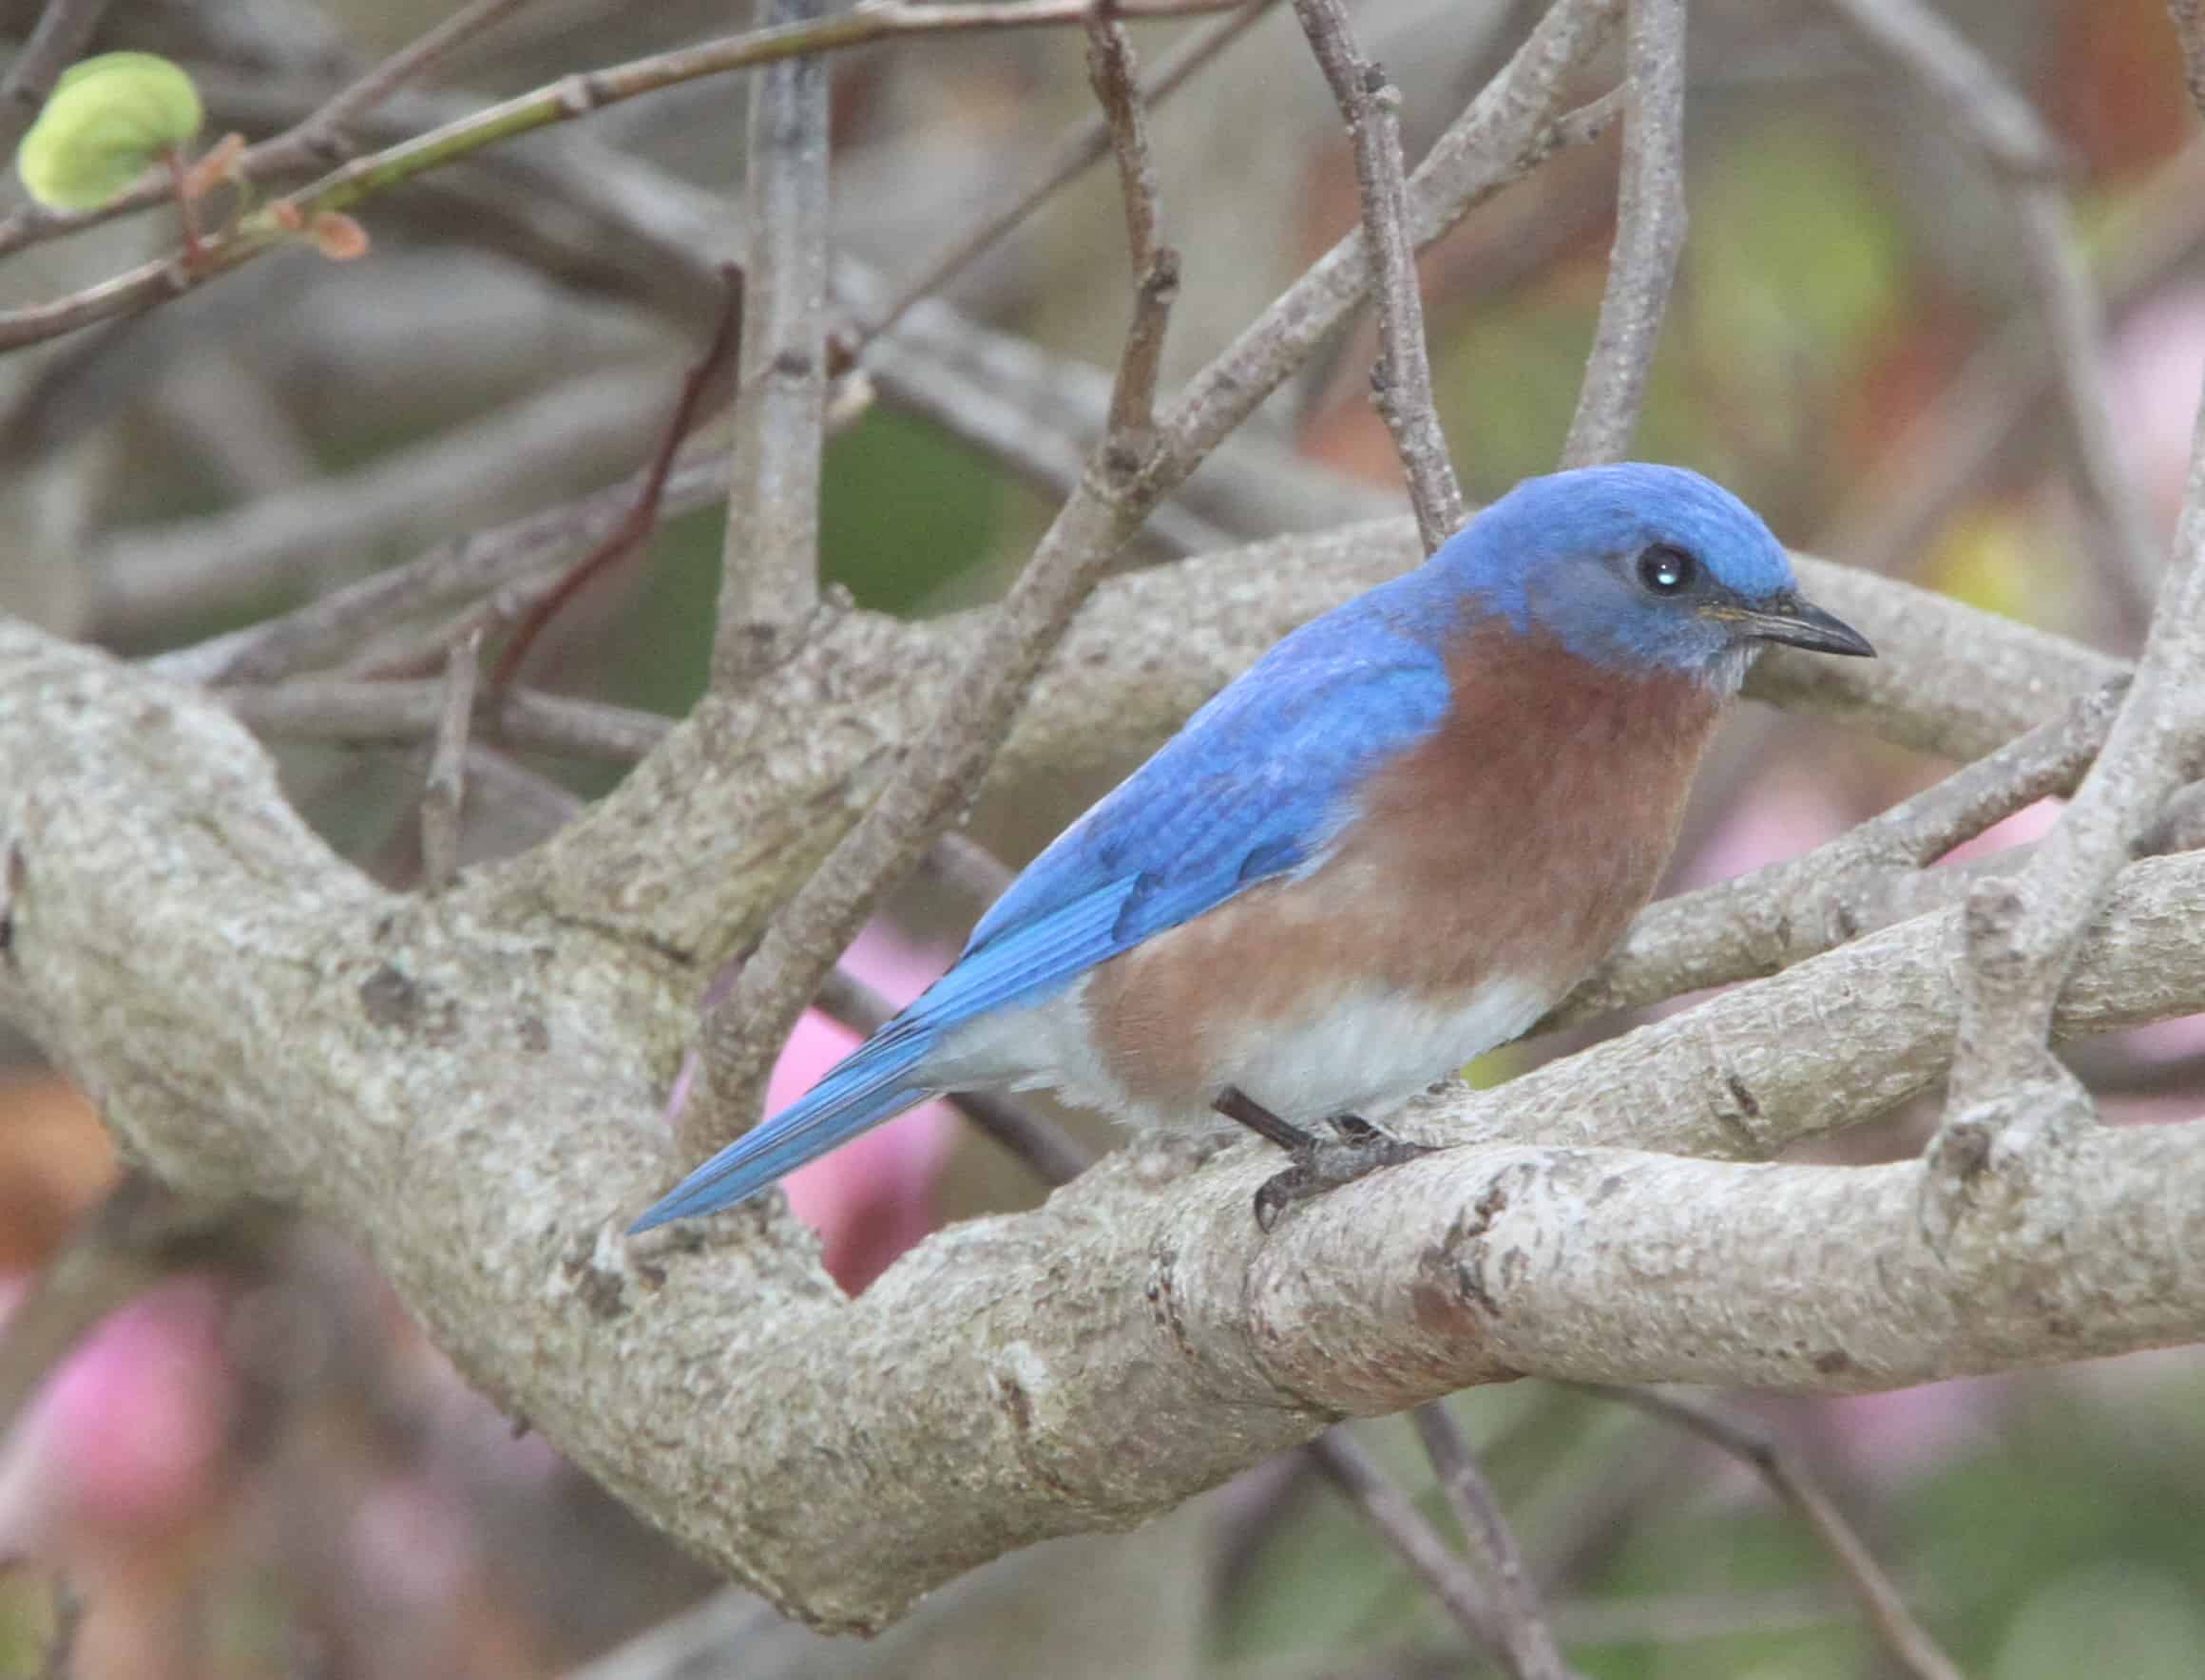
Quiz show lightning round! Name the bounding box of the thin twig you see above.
[38,1575,82,1680]
[1303,1429,1505,1652]
[684,10,1186,1157]
[1084,15,1170,436]
[1163,0,1624,469]
[1560,0,1687,468]
[0,0,1245,354]
[0,0,119,162]
[864,0,1275,339]
[2177,1,2205,116]
[1557,676,2131,1025]
[419,629,483,894]
[220,678,670,762]
[1912,7,2205,1155]
[1823,139,2205,578]
[496,268,745,690]
[276,0,544,166]
[712,0,830,692]
[1409,1402,1570,1679]
[0,0,535,250]
[1594,1388,1962,1680]
[152,438,731,688]
[1824,0,2161,626]
[1292,0,1466,549]
[860,321,1230,555]
[94,368,677,645]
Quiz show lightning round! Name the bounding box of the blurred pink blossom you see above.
[0,1275,232,1562]
[1675,761,1854,890]
[2105,283,2205,532]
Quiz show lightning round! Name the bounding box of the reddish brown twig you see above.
[490,266,743,690]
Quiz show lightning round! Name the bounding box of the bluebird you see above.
[632,464,1872,1233]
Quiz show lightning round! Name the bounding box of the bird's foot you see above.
[1251,1113,1434,1231]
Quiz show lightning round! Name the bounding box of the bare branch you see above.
[1823,140,2205,577]
[93,369,678,646]
[1559,676,2130,1025]
[1292,0,1467,549]
[1303,1430,1505,1653]
[1824,0,2162,622]
[863,0,1275,338]
[1409,1403,1569,1679]
[220,678,669,762]
[0,0,1247,353]
[1596,1389,1961,1680]
[419,630,483,895]
[1165,0,1626,469]
[1560,0,1686,468]
[712,0,829,692]
[0,0,118,162]
[1084,17,1172,437]
[148,436,729,687]
[275,0,545,165]
[1889,7,2205,1162]
[686,85,1184,1161]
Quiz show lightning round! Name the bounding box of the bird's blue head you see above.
[1434,464,1872,687]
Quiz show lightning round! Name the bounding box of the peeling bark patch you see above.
[0,841,19,962]
[997,1370,1033,1434]
[992,1364,1080,1500]
[1723,1073,1761,1118]
[1435,1174,1517,1320]
[357,964,457,1041]
[359,964,421,1028]
[562,1250,628,1320]
[1146,1243,1197,1365]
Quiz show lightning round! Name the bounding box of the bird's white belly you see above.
[1189,974,1553,1126]
[924,971,1554,1132]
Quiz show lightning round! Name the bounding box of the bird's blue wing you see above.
[629,585,1451,1231]
[965,598,1452,961]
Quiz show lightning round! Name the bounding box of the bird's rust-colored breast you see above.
[1346,617,1724,997]
[1083,618,1725,1112]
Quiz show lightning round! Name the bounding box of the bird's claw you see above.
[1252,1115,1434,1231]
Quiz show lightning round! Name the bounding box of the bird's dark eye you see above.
[1637,544,1697,595]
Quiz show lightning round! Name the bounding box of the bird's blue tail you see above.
[627,1035,934,1231]
[630,877,1148,1233]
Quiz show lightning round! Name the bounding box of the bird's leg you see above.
[1212,1084,1322,1150]
[1211,1087,1433,1231]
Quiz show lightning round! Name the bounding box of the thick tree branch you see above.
[5,620,2205,1633]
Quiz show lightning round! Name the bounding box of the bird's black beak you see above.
[1726,592,1876,659]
